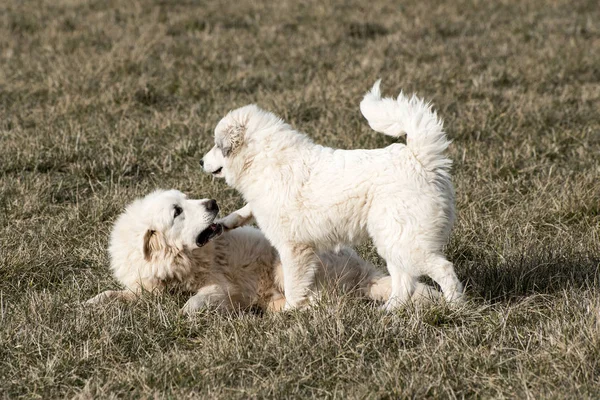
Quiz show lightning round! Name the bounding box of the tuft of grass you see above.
[0,0,599,398]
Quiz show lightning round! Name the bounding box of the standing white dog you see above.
[202,81,463,310]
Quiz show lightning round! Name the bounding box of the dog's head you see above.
[109,190,223,289]
[201,104,283,186]
[135,190,223,256]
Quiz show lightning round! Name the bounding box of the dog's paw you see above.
[379,296,412,312]
[282,296,316,311]
[217,205,254,231]
[85,290,117,305]
[215,218,235,232]
[85,294,103,305]
[444,292,466,309]
[216,214,244,231]
[181,296,207,315]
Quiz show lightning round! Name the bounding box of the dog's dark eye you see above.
[173,205,183,218]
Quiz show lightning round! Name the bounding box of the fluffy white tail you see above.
[360,80,452,172]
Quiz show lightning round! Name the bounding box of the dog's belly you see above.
[254,187,372,249]
[289,205,369,248]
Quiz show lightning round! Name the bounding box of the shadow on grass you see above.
[456,248,600,303]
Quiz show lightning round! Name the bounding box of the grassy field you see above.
[1,0,599,398]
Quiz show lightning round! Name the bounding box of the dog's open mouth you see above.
[196,223,223,247]
[211,167,223,176]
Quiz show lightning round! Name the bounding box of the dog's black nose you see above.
[205,199,218,212]
[199,159,204,167]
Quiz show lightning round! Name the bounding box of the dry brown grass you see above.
[1,0,599,398]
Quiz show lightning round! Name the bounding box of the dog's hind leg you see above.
[277,244,318,310]
[426,255,463,304]
[368,225,420,310]
[181,284,233,314]
[381,264,418,311]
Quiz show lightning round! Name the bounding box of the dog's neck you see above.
[231,131,319,206]
[153,238,225,294]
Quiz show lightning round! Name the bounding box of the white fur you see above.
[87,190,439,313]
[106,189,218,292]
[202,81,463,310]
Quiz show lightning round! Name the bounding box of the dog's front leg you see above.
[181,284,231,315]
[218,203,254,230]
[278,244,318,310]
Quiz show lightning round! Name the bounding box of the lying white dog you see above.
[87,190,437,313]
[202,81,463,310]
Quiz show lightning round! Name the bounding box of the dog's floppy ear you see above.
[219,120,247,157]
[143,229,160,261]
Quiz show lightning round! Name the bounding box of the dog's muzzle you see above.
[196,223,223,247]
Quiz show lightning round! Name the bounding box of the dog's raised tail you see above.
[360,80,451,172]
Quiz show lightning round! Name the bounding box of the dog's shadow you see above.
[451,246,600,303]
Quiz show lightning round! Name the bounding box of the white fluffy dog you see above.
[202,80,463,311]
[87,190,436,313]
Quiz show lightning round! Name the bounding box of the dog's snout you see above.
[205,199,218,212]
[199,159,204,167]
